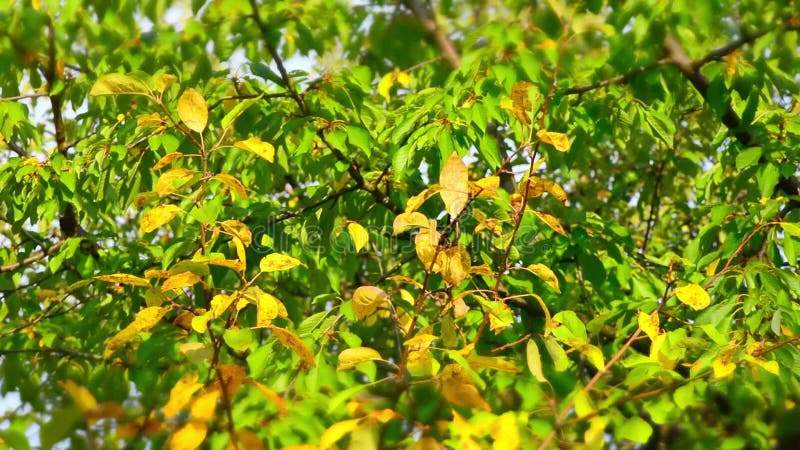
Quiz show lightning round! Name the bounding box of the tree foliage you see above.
[2,1,800,449]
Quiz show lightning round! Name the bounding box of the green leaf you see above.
[735,147,762,170]
[89,72,153,97]
[617,416,653,443]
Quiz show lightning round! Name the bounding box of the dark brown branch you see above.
[402,0,460,69]
[664,34,800,208]
[563,59,670,96]
[0,241,64,273]
[270,184,360,223]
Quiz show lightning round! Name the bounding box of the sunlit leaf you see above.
[526,339,547,382]
[270,326,316,368]
[58,380,98,412]
[212,174,248,200]
[156,168,197,197]
[525,263,560,293]
[675,283,711,310]
[189,387,220,422]
[439,152,469,218]
[234,136,275,163]
[319,418,362,450]
[536,130,570,152]
[347,222,369,252]
[352,286,389,321]
[177,88,208,133]
[638,310,660,341]
[337,347,383,371]
[393,211,429,234]
[532,210,568,236]
[163,373,203,419]
[140,204,182,233]
[439,364,490,411]
[90,73,152,97]
[95,273,150,287]
[152,152,184,171]
[161,271,201,292]
[510,81,534,125]
[170,420,206,450]
[259,253,304,272]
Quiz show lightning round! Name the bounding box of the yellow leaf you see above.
[58,380,98,412]
[152,152,184,171]
[212,174,248,200]
[246,379,287,414]
[470,264,493,276]
[578,343,605,371]
[259,253,303,272]
[178,343,213,364]
[393,211,429,234]
[713,357,736,379]
[95,273,150,287]
[584,416,610,450]
[337,347,383,371]
[407,347,438,378]
[319,418,362,450]
[89,73,152,97]
[440,364,490,411]
[525,263,560,293]
[706,258,720,277]
[532,210,568,236]
[405,186,440,212]
[491,412,520,450]
[192,312,211,334]
[468,355,521,373]
[415,224,441,271]
[217,364,248,396]
[209,293,237,318]
[189,387,220,422]
[638,310,660,341]
[177,88,208,133]
[156,168,196,197]
[270,326,316,367]
[522,176,546,198]
[234,136,275,163]
[674,283,711,311]
[170,421,207,450]
[157,73,178,92]
[752,358,780,375]
[140,204,182,233]
[163,373,203,419]
[103,326,139,358]
[526,339,547,382]
[395,70,410,87]
[510,81,534,125]
[347,222,369,252]
[404,333,438,349]
[413,437,442,450]
[471,176,500,198]
[161,271,201,292]
[220,220,252,247]
[352,286,389,321]
[137,112,165,128]
[441,245,471,286]
[133,306,169,330]
[573,389,595,417]
[255,290,282,327]
[536,130,570,152]
[377,71,394,101]
[32,0,41,10]
[439,152,469,218]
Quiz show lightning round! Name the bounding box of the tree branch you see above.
[402,0,460,69]
[0,241,64,273]
[0,347,102,361]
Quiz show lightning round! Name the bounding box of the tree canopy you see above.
[2,0,800,449]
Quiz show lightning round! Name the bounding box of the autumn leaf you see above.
[161,271,201,292]
[536,130,570,152]
[156,168,196,197]
[439,364,491,411]
[337,347,384,371]
[177,88,208,133]
[189,387,220,422]
[638,310,660,340]
[170,420,207,450]
[270,326,316,368]
[163,373,203,419]
[674,283,711,310]
[89,72,153,97]
[441,245,471,286]
[153,152,184,171]
[347,222,369,252]
[510,81,534,125]
[415,223,441,271]
[439,152,469,218]
[95,273,151,287]
[59,380,98,411]
[532,210,568,236]
[259,253,304,272]
[140,204,181,233]
[393,211,429,234]
[526,263,560,293]
[212,174,248,200]
[319,418,362,450]
[352,286,389,321]
[234,136,275,162]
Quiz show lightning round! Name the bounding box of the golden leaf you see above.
[526,263,560,293]
[156,168,196,197]
[638,310,660,341]
[210,292,237,318]
[177,88,208,133]
[439,364,490,411]
[713,357,736,379]
[163,373,203,419]
[491,412,520,450]
[140,204,182,233]
[674,283,711,311]
[404,333,438,350]
[441,245,471,286]
[234,136,275,163]
[337,347,383,371]
[137,112,164,128]
[58,380,98,412]
[468,355,521,373]
[439,152,469,218]
[319,418,362,450]
[471,176,500,198]
[170,420,207,450]
[270,326,316,367]
[405,186,440,212]
[157,73,177,92]
[189,387,220,422]
[536,130,570,152]
[347,222,369,252]
[220,220,251,247]
[212,174,248,200]
[415,223,441,271]
[510,81,534,125]
[161,271,201,292]
[532,210,568,236]
[152,152,183,171]
[95,273,150,287]
[255,290,284,327]
[393,211,429,234]
[352,286,389,321]
[259,253,303,272]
